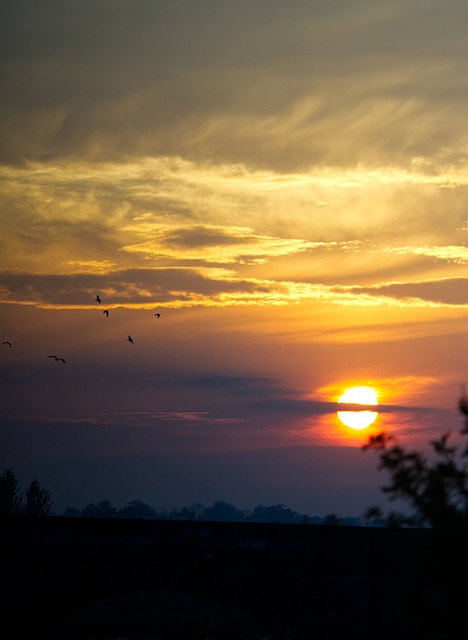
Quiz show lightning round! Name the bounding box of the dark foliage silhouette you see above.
[24,478,53,516]
[247,503,302,524]
[363,431,468,528]
[322,513,345,526]
[201,500,245,522]
[0,469,52,516]
[67,497,358,526]
[82,499,117,518]
[363,393,468,638]
[0,468,22,515]
[118,499,156,519]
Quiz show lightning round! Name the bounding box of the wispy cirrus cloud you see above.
[3,2,468,173]
[20,410,243,429]
[385,245,468,264]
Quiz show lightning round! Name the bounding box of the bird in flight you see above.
[154,313,160,318]
[103,310,109,317]
[95,294,102,303]
[127,335,134,344]
[2,341,12,347]
[48,355,66,363]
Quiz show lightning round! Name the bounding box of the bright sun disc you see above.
[337,386,379,430]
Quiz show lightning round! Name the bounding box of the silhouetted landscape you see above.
[0,514,435,640]
[62,498,374,527]
[3,397,468,639]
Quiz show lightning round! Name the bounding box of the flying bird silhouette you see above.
[154,313,160,318]
[48,355,66,363]
[95,294,102,303]
[126,335,134,344]
[2,341,12,347]
[103,310,109,317]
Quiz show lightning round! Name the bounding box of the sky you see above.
[2,0,468,516]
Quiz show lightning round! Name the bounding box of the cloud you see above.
[386,245,468,264]
[3,370,433,444]
[120,223,322,265]
[2,157,468,284]
[248,397,436,418]
[344,277,468,307]
[4,265,468,311]
[21,410,243,429]
[3,2,468,171]
[0,267,323,308]
[3,153,468,313]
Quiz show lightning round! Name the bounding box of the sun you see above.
[337,386,379,430]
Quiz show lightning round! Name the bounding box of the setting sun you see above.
[337,386,379,430]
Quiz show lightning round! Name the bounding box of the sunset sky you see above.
[2,1,468,516]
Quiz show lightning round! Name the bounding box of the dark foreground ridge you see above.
[1,516,438,639]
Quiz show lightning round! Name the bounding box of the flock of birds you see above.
[1,293,161,364]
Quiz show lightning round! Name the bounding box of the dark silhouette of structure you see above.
[1,516,438,639]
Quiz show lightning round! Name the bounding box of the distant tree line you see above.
[0,468,376,525]
[0,469,52,516]
[60,498,366,526]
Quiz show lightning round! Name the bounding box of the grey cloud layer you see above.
[1,370,432,441]
[0,269,271,306]
[3,1,468,312]
[346,277,468,306]
[3,268,468,309]
[3,1,468,169]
